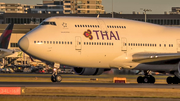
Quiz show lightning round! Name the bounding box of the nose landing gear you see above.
[50,63,62,82]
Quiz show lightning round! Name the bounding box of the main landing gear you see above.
[137,71,155,84]
[166,76,180,84]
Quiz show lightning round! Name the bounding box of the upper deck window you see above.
[41,21,56,26]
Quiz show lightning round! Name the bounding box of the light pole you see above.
[112,0,114,18]
[141,8,152,22]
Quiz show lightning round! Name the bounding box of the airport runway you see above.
[0,82,180,88]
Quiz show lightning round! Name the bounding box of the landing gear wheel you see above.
[55,75,62,82]
[149,76,155,84]
[173,77,179,84]
[137,76,143,83]
[51,75,56,82]
[137,75,155,84]
[166,77,173,84]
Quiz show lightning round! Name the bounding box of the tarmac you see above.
[0,82,180,88]
[0,73,179,88]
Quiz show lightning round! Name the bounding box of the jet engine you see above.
[73,67,110,75]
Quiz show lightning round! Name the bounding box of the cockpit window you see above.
[41,21,56,26]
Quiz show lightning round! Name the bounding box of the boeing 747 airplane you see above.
[18,17,180,84]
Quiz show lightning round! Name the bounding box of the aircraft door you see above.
[121,37,127,51]
[75,36,82,50]
[97,19,107,32]
[177,39,180,52]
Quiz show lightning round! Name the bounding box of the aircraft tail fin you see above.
[0,23,14,49]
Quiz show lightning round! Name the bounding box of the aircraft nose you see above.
[18,36,29,51]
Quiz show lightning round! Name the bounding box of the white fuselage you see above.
[18,17,180,72]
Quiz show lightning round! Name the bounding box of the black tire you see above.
[137,76,143,83]
[149,76,155,84]
[173,77,179,84]
[51,75,56,82]
[166,77,173,84]
[55,75,62,82]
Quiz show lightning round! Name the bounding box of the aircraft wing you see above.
[0,48,14,58]
[132,52,180,64]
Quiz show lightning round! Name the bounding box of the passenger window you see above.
[62,42,64,44]
[44,41,46,44]
[68,42,69,44]
[65,42,66,44]
[94,42,96,45]
[87,42,88,45]
[47,41,49,44]
[89,42,91,45]
[59,41,61,44]
[53,41,55,44]
[70,42,72,44]
[92,42,94,45]
[34,41,36,43]
[99,42,101,45]
[56,41,58,44]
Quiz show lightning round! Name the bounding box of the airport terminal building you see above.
[1,13,180,25]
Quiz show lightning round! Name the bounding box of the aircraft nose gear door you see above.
[121,37,127,51]
[177,39,180,53]
[75,36,82,50]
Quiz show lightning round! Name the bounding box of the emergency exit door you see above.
[75,36,82,50]
[177,39,180,52]
[121,37,127,51]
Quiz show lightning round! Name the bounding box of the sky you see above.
[0,0,180,14]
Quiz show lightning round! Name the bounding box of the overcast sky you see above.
[1,0,180,14]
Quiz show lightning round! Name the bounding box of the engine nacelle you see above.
[73,67,107,75]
